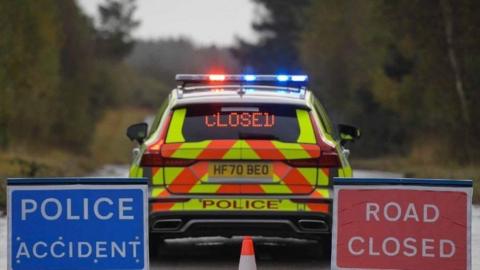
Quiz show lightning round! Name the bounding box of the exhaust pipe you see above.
[298,219,328,231]
[153,219,182,231]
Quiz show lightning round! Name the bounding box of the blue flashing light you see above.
[291,75,308,82]
[276,75,289,82]
[243,75,256,81]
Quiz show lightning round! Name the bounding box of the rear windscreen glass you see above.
[178,104,304,142]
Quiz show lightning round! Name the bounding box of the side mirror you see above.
[126,122,148,144]
[338,124,361,145]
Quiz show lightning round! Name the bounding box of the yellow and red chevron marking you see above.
[198,140,237,159]
[307,203,330,213]
[166,162,207,193]
[160,140,320,160]
[151,189,175,211]
[162,161,318,195]
[152,139,330,196]
[305,188,331,212]
[244,140,284,159]
[138,159,334,196]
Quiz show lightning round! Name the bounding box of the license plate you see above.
[208,162,272,179]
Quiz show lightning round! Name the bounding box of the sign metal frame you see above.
[7,178,149,270]
[332,178,473,270]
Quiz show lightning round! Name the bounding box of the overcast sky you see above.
[77,0,259,46]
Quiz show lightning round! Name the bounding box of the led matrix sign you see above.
[204,112,275,128]
[181,104,300,142]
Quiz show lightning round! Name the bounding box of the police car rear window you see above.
[173,104,305,143]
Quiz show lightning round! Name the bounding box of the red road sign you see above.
[332,179,472,270]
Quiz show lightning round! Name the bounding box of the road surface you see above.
[0,167,478,269]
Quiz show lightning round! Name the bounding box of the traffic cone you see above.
[239,236,257,270]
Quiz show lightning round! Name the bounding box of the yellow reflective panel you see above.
[161,198,333,212]
[239,140,260,159]
[166,108,186,143]
[178,199,298,211]
[297,168,317,185]
[200,172,209,182]
[317,188,330,198]
[271,141,310,159]
[222,140,243,159]
[164,167,184,185]
[296,109,316,143]
[317,168,329,186]
[152,168,164,185]
[170,203,184,211]
[189,184,220,193]
[260,184,292,193]
[269,173,282,184]
[170,140,211,158]
[151,187,166,197]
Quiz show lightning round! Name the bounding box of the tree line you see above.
[0,0,242,157]
[126,38,239,85]
[0,0,166,153]
[233,0,480,164]
[2,0,478,166]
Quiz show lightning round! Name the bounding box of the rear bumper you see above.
[149,209,332,240]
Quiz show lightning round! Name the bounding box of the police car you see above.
[127,74,360,246]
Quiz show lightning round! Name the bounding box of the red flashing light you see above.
[209,74,225,81]
[210,89,225,93]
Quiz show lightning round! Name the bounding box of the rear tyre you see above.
[149,234,166,258]
[315,234,332,259]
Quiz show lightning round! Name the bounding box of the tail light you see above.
[139,111,196,167]
[318,151,341,167]
[285,158,319,167]
[140,153,196,167]
[285,113,342,168]
[286,151,340,168]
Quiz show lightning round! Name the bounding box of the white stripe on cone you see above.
[239,236,256,270]
[239,255,257,270]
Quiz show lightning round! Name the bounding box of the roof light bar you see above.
[243,75,256,81]
[291,75,308,82]
[209,74,225,81]
[176,74,309,85]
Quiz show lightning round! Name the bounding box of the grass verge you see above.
[0,107,152,213]
[0,149,94,213]
[352,157,480,204]
[89,107,152,165]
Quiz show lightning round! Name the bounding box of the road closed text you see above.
[347,202,455,258]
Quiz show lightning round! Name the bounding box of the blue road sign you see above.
[7,178,148,270]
